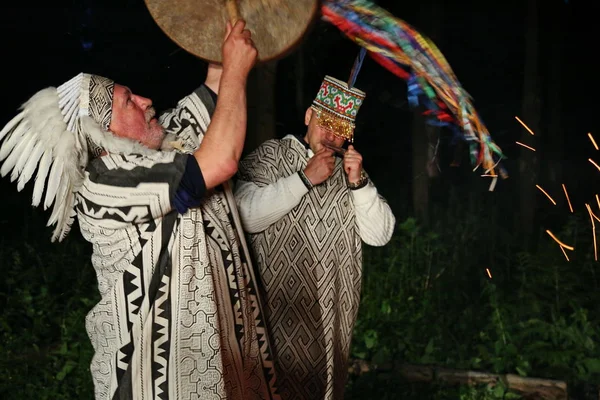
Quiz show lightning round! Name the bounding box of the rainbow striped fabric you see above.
[321,0,507,178]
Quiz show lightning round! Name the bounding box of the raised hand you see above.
[222,19,258,80]
[303,147,335,186]
[343,145,363,184]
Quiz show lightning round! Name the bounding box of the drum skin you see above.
[144,0,319,63]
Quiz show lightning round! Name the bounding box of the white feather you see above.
[51,188,77,242]
[1,81,87,244]
[1,74,134,243]
[1,132,32,177]
[60,205,78,241]
[62,97,80,131]
[0,88,65,179]
[32,151,52,207]
[38,120,67,151]
[26,88,61,111]
[43,159,63,210]
[30,111,65,137]
[26,89,64,128]
[18,86,76,209]
[0,111,24,143]
[59,90,77,112]
[17,140,45,191]
[11,133,38,181]
[57,77,77,93]
[74,128,87,156]
[44,128,80,208]
[0,122,28,161]
[58,85,78,107]
[57,74,82,98]
[47,179,69,227]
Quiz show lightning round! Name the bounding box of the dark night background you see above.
[1,0,599,218]
[2,0,600,398]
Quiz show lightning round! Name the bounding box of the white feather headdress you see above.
[0,73,154,242]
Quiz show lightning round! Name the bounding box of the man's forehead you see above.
[114,84,132,97]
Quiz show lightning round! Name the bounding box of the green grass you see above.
[2,189,600,399]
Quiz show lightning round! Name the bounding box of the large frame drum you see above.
[144,0,319,63]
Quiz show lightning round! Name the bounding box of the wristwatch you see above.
[347,170,368,190]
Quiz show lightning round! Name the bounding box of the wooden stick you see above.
[348,360,568,400]
[323,143,346,155]
[226,0,240,24]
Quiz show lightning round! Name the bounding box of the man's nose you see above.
[133,95,152,109]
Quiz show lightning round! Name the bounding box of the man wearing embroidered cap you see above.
[234,75,395,399]
[0,20,281,400]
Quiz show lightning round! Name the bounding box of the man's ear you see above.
[304,107,313,126]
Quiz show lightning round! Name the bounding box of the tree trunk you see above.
[543,1,564,195]
[412,117,438,224]
[411,0,443,224]
[349,360,568,400]
[245,60,278,156]
[294,43,306,123]
[518,0,542,247]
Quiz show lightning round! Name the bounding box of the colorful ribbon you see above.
[321,0,507,178]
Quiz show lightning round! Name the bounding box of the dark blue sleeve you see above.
[173,155,207,214]
[205,85,218,104]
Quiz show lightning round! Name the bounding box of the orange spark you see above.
[590,209,600,223]
[562,184,573,213]
[536,185,557,205]
[586,204,598,261]
[596,194,600,211]
[486,268,492,279]
[589,159,600,172]
[516,141,536,152]
[560,246,570,261]
[589,133,599,151]
[546,230,574,251]
[515,116,535,135]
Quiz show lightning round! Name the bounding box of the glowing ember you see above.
[536,185,557,206]
[516,141,536,152]
[546,230,574,251]
[562,184,573,213]
[515,116,535,135]
[589,133,599,151]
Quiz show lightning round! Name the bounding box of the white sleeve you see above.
[234,172,309,233]
[351,182,396,246]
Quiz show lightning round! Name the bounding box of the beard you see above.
[144,107,166,150]
[145,106,157,123]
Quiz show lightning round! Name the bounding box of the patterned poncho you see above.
[237,136,364,400]
[76,86,280,400]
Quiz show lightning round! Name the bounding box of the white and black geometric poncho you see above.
[76,86,280,400]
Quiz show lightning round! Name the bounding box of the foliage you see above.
[347,188,600,399]
[0,209,98,400]
[2,188,600,399]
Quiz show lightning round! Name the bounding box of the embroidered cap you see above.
[311,75,366,142]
